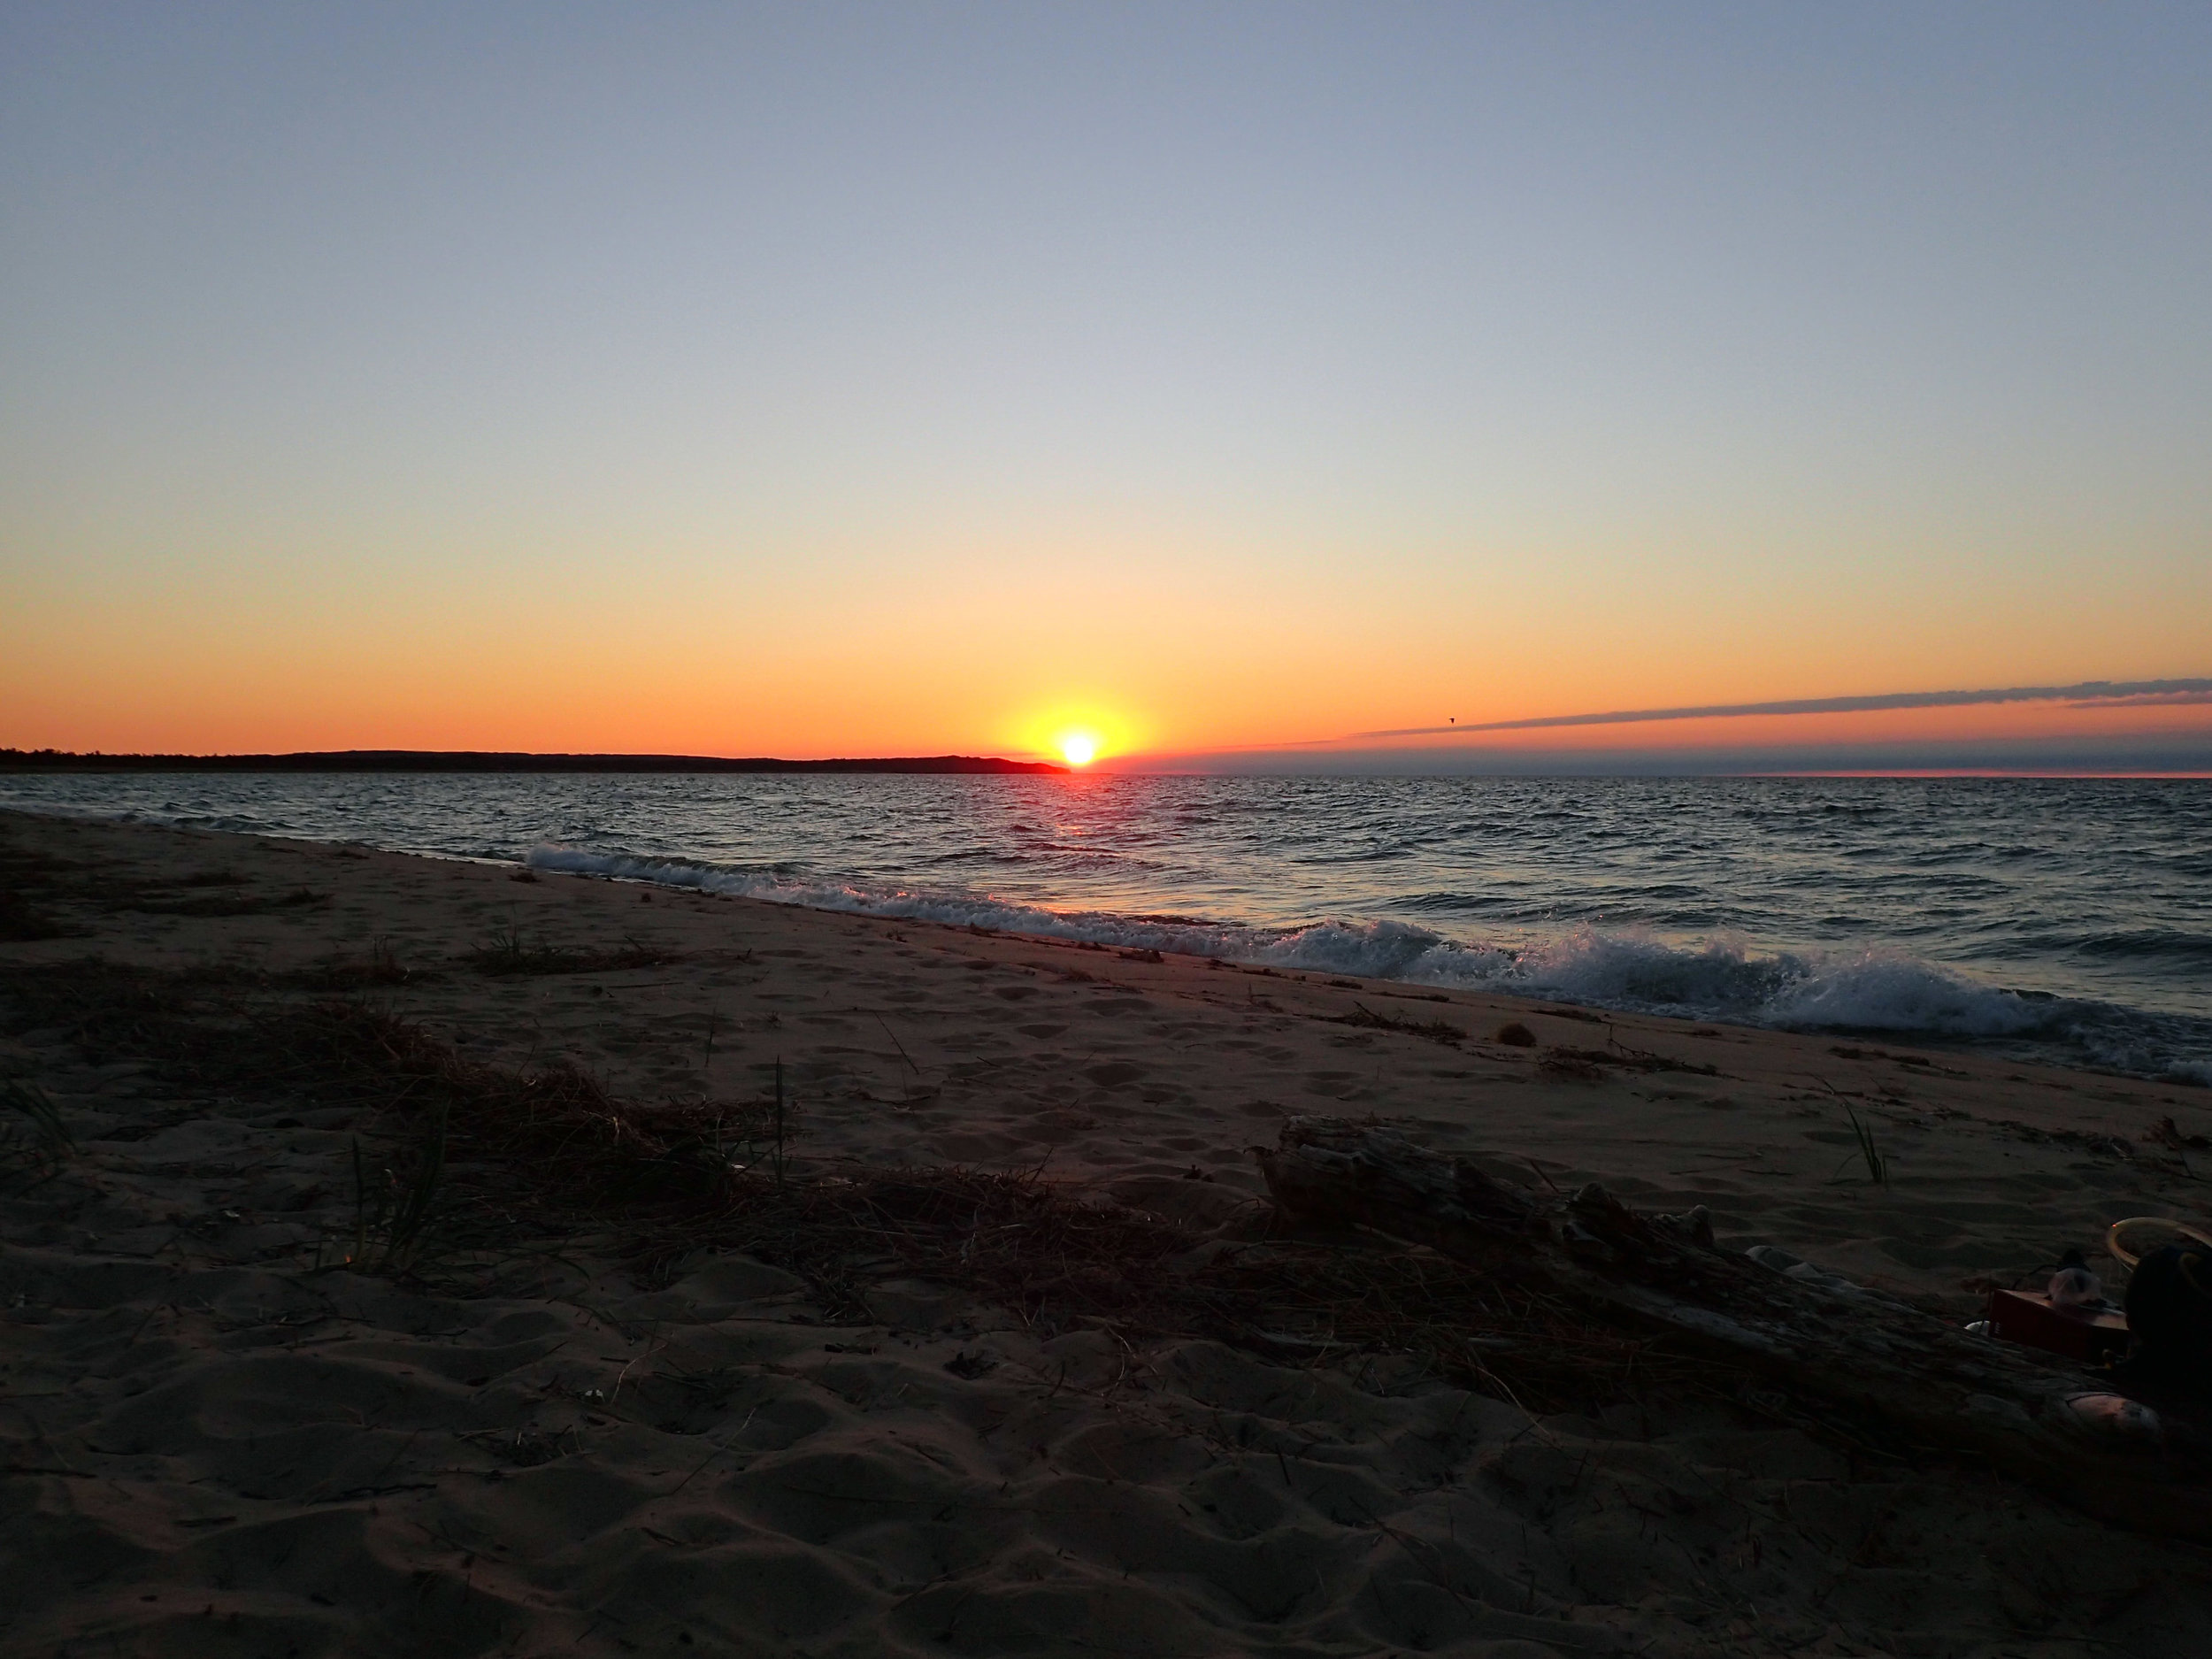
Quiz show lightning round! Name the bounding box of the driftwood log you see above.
[1256,1116,2212,1544]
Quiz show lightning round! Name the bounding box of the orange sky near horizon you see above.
[5,588,2208,768]
[5,486,2208,765]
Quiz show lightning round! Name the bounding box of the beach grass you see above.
[1847,1104,1891,1185]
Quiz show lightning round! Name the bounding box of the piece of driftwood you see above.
[1256,1116,2212,1543]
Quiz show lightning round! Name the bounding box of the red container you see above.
[1985,1288,2131,1365]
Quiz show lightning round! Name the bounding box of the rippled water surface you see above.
[5,772,2207,1081]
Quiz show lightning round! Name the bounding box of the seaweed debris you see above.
[1340,1002,1465,1045]
[464,928,681,976]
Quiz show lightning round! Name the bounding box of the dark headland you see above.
[0,749,1068,775]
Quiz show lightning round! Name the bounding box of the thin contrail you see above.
[1350,678,2212,741]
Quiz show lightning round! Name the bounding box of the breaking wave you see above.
[524,844,2185,1072]
[7,769,2202,1086]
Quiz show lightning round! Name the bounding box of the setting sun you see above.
[1007,702,1141,769]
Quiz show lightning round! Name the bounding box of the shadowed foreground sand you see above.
[4,810,2208,1656]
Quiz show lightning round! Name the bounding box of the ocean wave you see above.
[523,844,2124,1054]
[10,772,2200,1084]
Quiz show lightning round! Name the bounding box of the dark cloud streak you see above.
[1354,679,2212,741]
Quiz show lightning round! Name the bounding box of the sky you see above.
[4,2,2208,772]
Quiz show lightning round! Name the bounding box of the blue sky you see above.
[4,4,2208,766]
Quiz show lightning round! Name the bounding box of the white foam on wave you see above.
[525,844,2081,1044]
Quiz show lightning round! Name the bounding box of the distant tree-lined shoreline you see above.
[0,749,1068,776]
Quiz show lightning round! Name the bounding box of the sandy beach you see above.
[4,808,2208,1656]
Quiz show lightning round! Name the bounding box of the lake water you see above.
[5,771,2207,1084]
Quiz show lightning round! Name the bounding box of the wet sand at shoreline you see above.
[4,809,2208,1655]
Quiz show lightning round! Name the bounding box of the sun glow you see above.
[1006,701,1141,768]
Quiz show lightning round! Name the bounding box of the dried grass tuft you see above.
[303,938,425,989]
[2,1078,74,1178]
